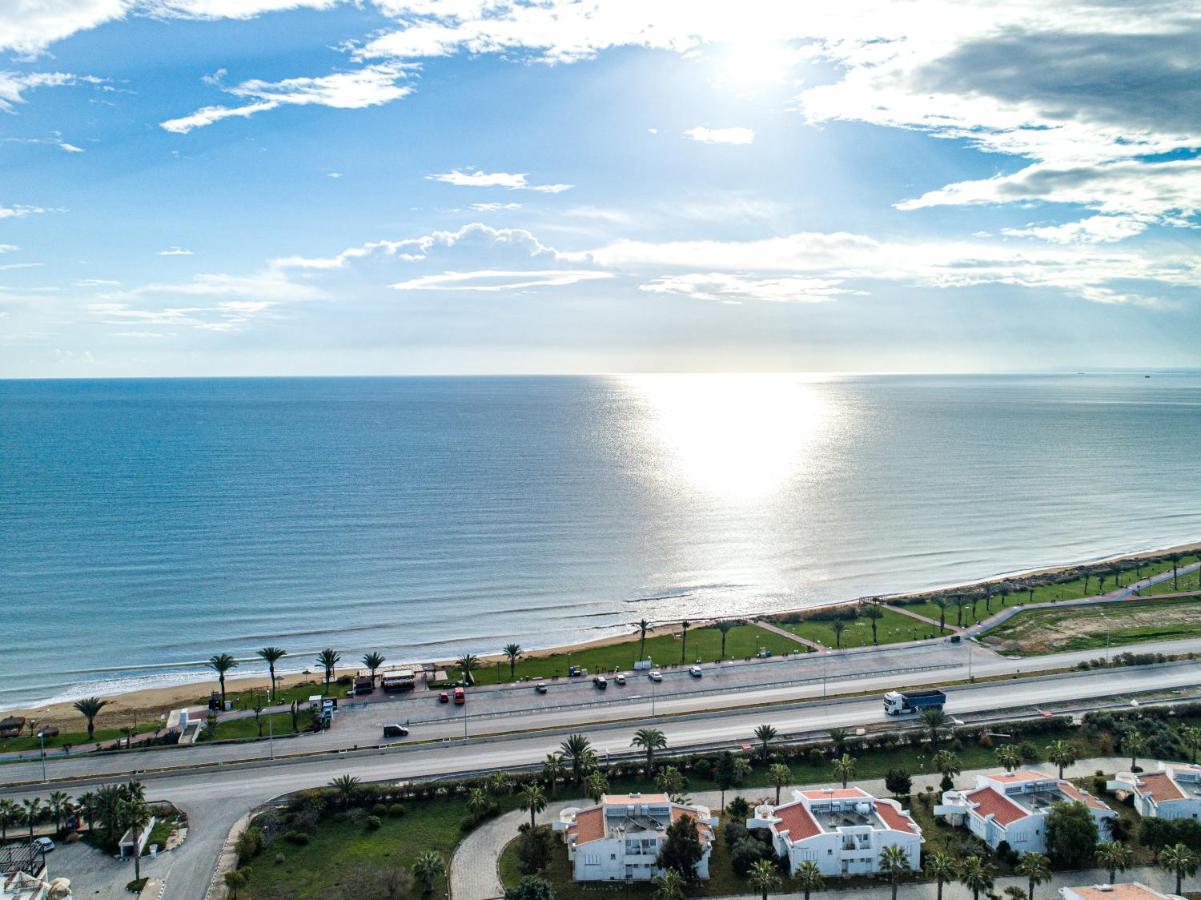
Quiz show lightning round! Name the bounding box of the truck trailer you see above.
[883,688,946,716]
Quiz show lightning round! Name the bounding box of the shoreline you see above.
[7,537,1199,731]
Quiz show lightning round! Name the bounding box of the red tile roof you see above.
[1059,782,1114,812]
[1132,773,1186,803]
[966,786,1027,826]
[572,808,604,845]
[874,802,919,834]
[774,801,821,841]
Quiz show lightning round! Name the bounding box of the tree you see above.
[256,647,286,701]
[1181,725,1201,765]
[514,827,557,878]
[1123,730,1147,771]
[879,844,910,900]
[794,860,823,899]
[957,855,993,900]
[505,875,554,900]
[121,797,151,882]
[542,752,566,797]
[1016,851,1050,900]
[631,728,668,773]
[862,603,884,644]
[832,618,847,648]
[329,773,361,808]
[503,644,523,680]
[23,798,41,839]
[73,697,109,741]
[1046,739,1078,779]
[76,792,95,831]
[468,787,491,820]
[832,753,856,788]
[560,734,593,782]
[251,690,266,737]
[923,850,956,900]
[207,653,238,708]
[1095,840,1132,884]
[457,653,480,687]
[1161,842,1198,895]
[652,867,686,900]
[931,596,949,632]
[1045,801,1099,867]
[518,783,546,830]
[921,707,949,745]
[657,815,705,882]
[680,620,690,662]
[637,618,651,661]
[748,858,780,899]
[995,745,1022,773]
[0,799,18,841]
[488,771,512,797]
[754,724,778,758]
[933,749,961,791]
[1172,552,1182,590]
[768,763,791,804]
[412,850,446,896]
[584,771,609,803]
[715,752,737,808]
[223,870,247,899]
[362,651,386,684]
[47,791,70,833]
[884,768,912,800]
[716,620,736,659]
[655,766,687,802]
[315,648,340,693]
[828,727,849,755]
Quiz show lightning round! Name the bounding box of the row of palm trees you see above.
[199,647,403,709]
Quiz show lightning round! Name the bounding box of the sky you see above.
[1,0,1199,376]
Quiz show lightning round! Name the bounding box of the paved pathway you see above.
[884,604,952,631]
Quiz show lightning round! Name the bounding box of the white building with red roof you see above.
[745,787,923,877]
[553,793,716,882]
[1060,883,1184,899]
[936,770,1115,855]
[1108,763,1201,821]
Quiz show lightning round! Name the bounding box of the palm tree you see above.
[679,620,690,662]
[1182,725,1201,764]
[931,596,949,632]
[933,749,961,791]
[328,773,361,807]
[256,647,286,700]
[75,791,96,832]
[0,799,18,841]
[1096,841,1132,884]
[923,850,956,900]
[748,858,780,899]
[828,727,849,755]
[793,860,823,899]
[832,753,856,788]
[362,652,386,685]
[1123,730,1147,771]
[121,797,150,882]
[1046,739,1078,778]
[716,620,736,658]
[652,867,686,900]
[518,783,546,830]
[958,855,993,900]
[769,763,791,804]
[560,734,593,782]
[754,724,778,758]
[636,619,650,661]
[995,745,1022,773]
[542,752,566,797]
[1016,851,1050,900]
[316,648,341,693]
[921,707,949,745]
[47,791,70,833]
[22,798,42,839]
[879,844,910,900]
[468,787,490,820]
[832,618,847,648]
[502,644,522,680]
[862,603,884,644]
[631,728,668,772]
[1161,842,1198,896]
[412,850,446,896]
[1172,552,1182,590]
[73,697,109,740]
[457,653,479,687]
[207,653,238,708]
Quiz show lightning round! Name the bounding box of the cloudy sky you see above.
[1,0,1199,376]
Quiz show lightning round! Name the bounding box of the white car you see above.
[32,837,54,853]
[613,673,626,686]
[689,665,703,678]
[648,670,663,682]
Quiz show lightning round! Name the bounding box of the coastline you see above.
[7,537,1200,732]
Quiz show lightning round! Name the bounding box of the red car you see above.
[438,691,449,703]
[453,687,466,705]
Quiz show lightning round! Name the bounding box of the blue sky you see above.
[1,1,1199,376]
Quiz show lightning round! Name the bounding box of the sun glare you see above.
[719,38,800,87]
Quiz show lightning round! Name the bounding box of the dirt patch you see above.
[984,597,1201,655]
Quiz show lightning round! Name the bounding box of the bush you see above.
[723,821,749,849]
[284,830,310,846]
[274,852,285,864]
[365,815,382,831]
[235,827,263,864]
[730,836,772,876]
[388,803,406,817]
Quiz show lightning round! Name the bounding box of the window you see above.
[584,854,600,865]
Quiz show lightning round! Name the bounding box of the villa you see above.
[745,787,923,877]
[1059,884,1184,899]
[936,770,1115,854]
[554,793,716,882]
[1108,764,1201,820]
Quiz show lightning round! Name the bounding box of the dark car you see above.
[382,724,410,738]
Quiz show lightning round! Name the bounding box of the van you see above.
[382,724,410,738]
[453,687,466,705]
[593,675,607,690]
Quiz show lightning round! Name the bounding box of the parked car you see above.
[382,724,409,738]
[689,665,703,678]
[648,670,662,682]
[32,837,54,853]
[535,682,548,694]
[613,673,626,686]
[593,675,607,689]
[438,691,449,703]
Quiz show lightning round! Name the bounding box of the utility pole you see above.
[268,711,274,761]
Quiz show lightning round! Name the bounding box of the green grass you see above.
[980,595,1201,656]
[226,679,332,711]
[897,596,1012,629]
[0,722,160,755]
[205,710,299,742]
[774,606,936,648]
[1141,568,1201,595]
[466,624,808,685]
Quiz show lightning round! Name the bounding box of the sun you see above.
[719,38,800,88]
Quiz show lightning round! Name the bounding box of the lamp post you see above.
[38,730,47,782]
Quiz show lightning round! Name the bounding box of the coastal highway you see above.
[4,659,1201,900]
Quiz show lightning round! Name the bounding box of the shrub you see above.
[388,803,406,817]
[235,827,263,864]
[274,852,285,864]
[371,803,388,817]
[365,815,382,831]
[284,830,309,846]
[730,836,772,876]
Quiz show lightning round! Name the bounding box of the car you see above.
[613,673,626,686]
[453,687,466,705]
[438,691,449,703]
[382,724,410,738]
[535,682,548,694]
[593,675,607,689]
[689,665,703,678]
[32,837,54,853]
[648,670,662,682]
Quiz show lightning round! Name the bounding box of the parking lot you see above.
[34,837,172,899]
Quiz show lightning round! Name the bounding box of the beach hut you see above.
[0,716,26,739]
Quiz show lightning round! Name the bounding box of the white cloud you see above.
[144,0,343,19]
[683,126,754,145]
[1002,216,1151,245]
[327,171,342,178]
[389,269,612,291]
[0,244,17,253]
[0,204,45,219]
[0,1,129,55]
[427,169,572,193]
[0,262,43,271]
[641,273,848,303]
[0,71,80,112]
[75,278,121,286]
[57,142,85,153]
[161,64,412,133]
[469,201,521,212]
[159,246,194,256]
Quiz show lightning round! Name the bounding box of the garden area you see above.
[770,603,937,648]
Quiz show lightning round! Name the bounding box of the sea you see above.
[3,372,1200,711]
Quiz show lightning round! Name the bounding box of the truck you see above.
[883,688,946,716]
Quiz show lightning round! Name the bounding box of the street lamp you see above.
[37,729,47,782]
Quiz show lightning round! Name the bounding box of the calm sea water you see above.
[3,373,1200,710]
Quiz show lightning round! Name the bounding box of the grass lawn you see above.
[0,722,160,755]
[979,595,1201,655]
[467,624,807,685]
[897,596,1012,629]
[1141,569,1201,595]
[206,710,299,742]
[227,678,332,711]
[774,606,935,649]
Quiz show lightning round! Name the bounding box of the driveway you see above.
[43,838,172,899]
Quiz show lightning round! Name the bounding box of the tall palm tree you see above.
[679,620,690,662]
[716,620,736,659]
[328,773,361,807]
[0,799,18,841]
[75,791,96,832]
[631,728,668,772]
[23,798,42,839]
[1161,842,1198,896]
[748,859,780,899]
[362,652,385,684]
[768,763,791,804]
[47,791,70,833]
[921,707,948,745]
[652,867,686,900]
[560,733,593,782]
[879,845,910,900]
[518,782,546,830]
[933,749,961,791]
[832,618,847,648]
[413,850,446,896]
[995,745,1022,773]
[1046,739,1078,779]
[542,752,566,797]
[207,653,238,708]
[316,648,341,694]
[1096,841,1132,884]
[931,596,949,632]
[636,619,650,661]
[793,860,823,899]
[832,753,856,788]
[828,727,849,755]
[754,724,778,758]
[958,856,993,900]
[923,850,956,900]
[585,771,609,803]
[1182,725,1201,764]
[73,697,109,740]
[1016,851,1050,900]
[121,797,150,882]
[256,647,286,701]
[502,644,522,680]
[862,603,884,644]
[1123,730,1147,771]
[467,787,491,820]
[1172,552,1182,590]
[456,653,479,687]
